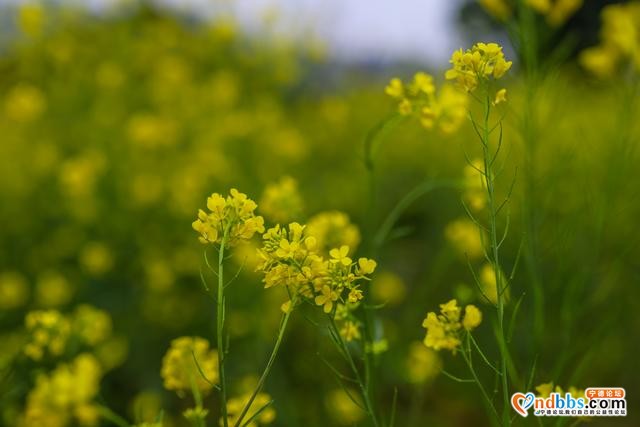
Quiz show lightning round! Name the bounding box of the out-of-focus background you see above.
[0,1,638,426]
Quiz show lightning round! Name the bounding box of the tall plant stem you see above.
[233,310,292,427]
[217,229,230,427]
[479,95,511,427]
[329,318,380,427]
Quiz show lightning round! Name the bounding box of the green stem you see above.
[218,230,230,427]
[97,405,131,427]
[480,94,511,427]
[462,336,500,426]
[329,317,380,427]
[233,310,292,427]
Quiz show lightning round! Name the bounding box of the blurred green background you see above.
[0,1,638,426]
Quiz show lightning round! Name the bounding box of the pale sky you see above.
[3,0,467,64]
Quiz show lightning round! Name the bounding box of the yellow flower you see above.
[22,354,103,427]
[479,0,512,21]
[493,88,507,105]
[445,43,512,92]
[479,263,510,305]
[306,211,361,255]
[0,271,30,310]
[325,389,365,425]
[385,72,468,133]
[315,285,339,313]
[192,189,265,246]
[259,176,304,223]
[226,392,276,427]
[340,321,361,342]
[580,3,640,77]
[384,78,404,99]
[405,341,442,384]
[330,245,352,266]
[422,299,482,352]
[24,310,70,360]
[72,305,113,346]
[357,258,377,275]
[370,271,407,306]
[463,305,483,330]
[161,336,219,395]
[444,218,485,260]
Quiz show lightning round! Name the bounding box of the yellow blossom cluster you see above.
[306,211,361,255]
[422,299,482,353]
[160,336,219,395]
[405,341,442,384]
[21,353,103,427]
[385,72,468,133]
[226,392,276,427]
[445,42,512,97]
[72,305,113,346]
[580,2,640,78]
[24,310,71,360]
[259,176,304,224]
[478,0,582,26]
[444,218,485,260]
[257,223,376,321]
[526,0,583,27]
[192,189,265,246]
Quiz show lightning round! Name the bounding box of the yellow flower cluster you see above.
[259,176,304,223]
[24,310,71,360]
[526,0,583,27]
[422,299,482,353]
[21,353,103,427]
[306,211,361,255]
[580,3,640,78]
[226,392,276,427]
[405,341,442,384]
[192,189,265,246]
[479,0,512,22]
[72,305,113,346]
[0,271,30,310]
[385,72,468,133]
[257,223,377,319]
[445,43,512,94]
[160,336,219,395]
[444,218,485,260]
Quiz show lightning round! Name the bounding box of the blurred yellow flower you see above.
[405,341,442,384]
[479,263,510,305]
[463,304,483,330]
[444,218,485,259]
[259,176,304,224]
[4,83,46,123]
[21,354,102,427]
[226,392,276,427]
[79,242,114,276]
[0,271,30,310]
[479,0,512,21]
[24,310,70,361]
[72,305,112,346]
[35,271,74,308]
[306,211,360,255]
[370,270,407,306]
[161,336,219,395]
[325,388,365,425]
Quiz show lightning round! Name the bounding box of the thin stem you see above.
[233,310,292,427]
[217,229,230,427]
[328,317,380,427]
[479,93,511,427]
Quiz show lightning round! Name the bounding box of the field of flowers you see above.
[0,1,638,427]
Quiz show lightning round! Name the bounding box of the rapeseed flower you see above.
[422,299,482,353]
[192,189,265,246]
[445,43,512,93]
[24,310,70,361]
[385,72,468,133]
[225,392,276,427]
[160,336,219,395]
[259,176,304,223]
